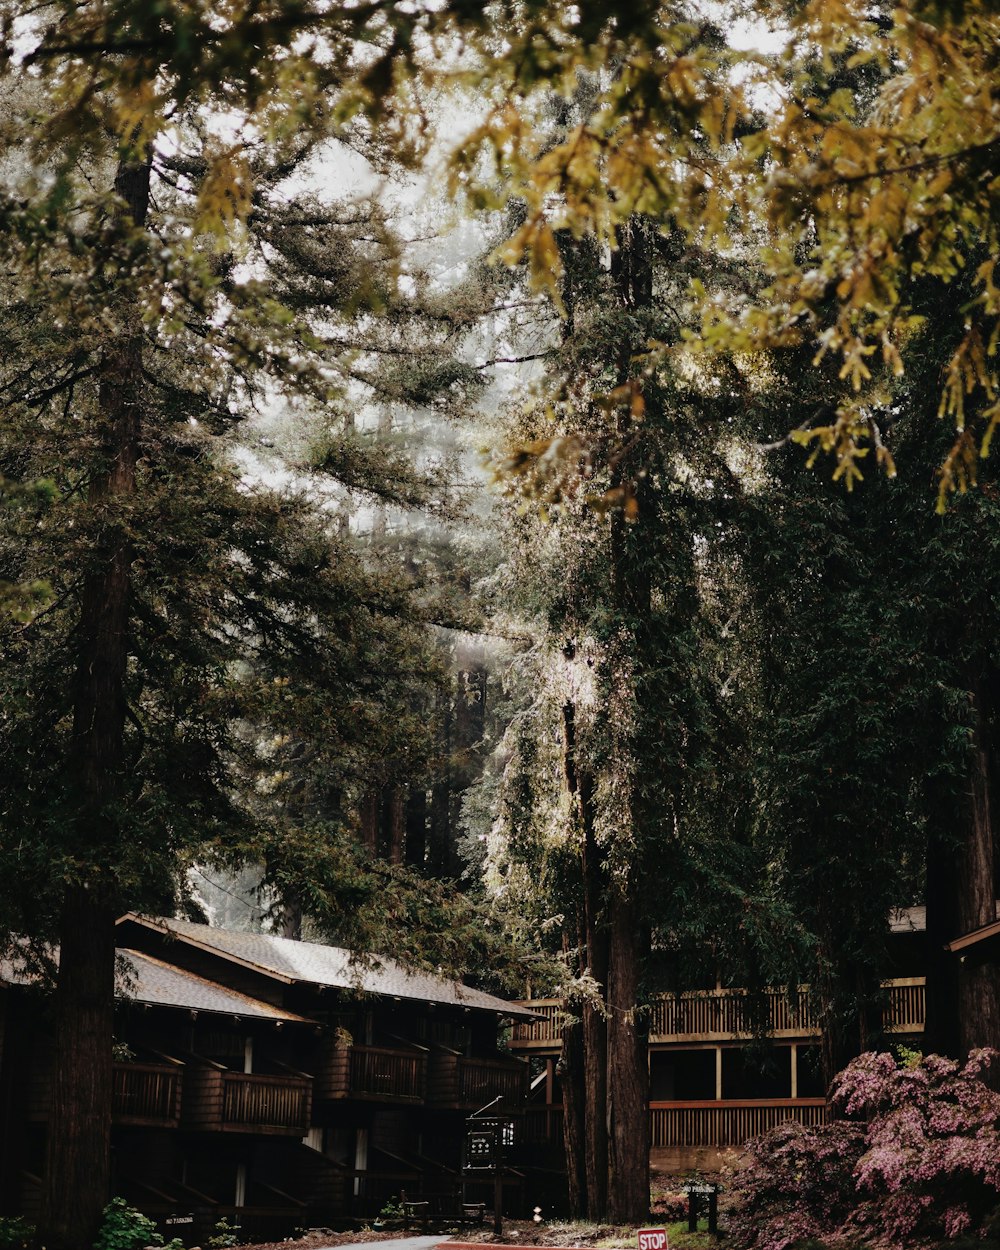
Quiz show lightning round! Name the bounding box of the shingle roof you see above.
[117,949,313,1022]
[0,943,311,1023]
[120,915,536,1020]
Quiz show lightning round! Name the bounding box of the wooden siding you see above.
[509,979,927,1049]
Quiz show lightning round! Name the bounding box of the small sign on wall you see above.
[637,1228,668,1250]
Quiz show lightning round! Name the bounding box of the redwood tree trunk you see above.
[563,689,610,1218]
[38,150,150,1250]
[955,688,1000,1058]
[40,890,118,1250]
[603,215,652,1223]
[560,1010,588,1218]
[607,889,650,1223]
[925,681,1000,1063]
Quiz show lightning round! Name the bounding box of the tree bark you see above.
[563,688,609,1218]
[40,890,118,1250]
[603,215,652,1222]
[955,685,1000,1058]
[607,889,650,1223]
[559,1010,588,1218]
[39,150,151,1250]
[925,680,1000,1063]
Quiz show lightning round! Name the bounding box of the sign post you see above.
[682,1182,720,1235]
[464,1096,505,1237]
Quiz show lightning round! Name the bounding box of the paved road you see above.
[318,1238,450,1250]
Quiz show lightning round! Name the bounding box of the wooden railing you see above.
[112,1062,182,1126]
[519,1099,825,1152]
[648,988,818,1041]
[885,978,925,1032]
[222,1073,311,1132]
[511,1000,566,1045]
[511,979,926,1047]
[427,1051,527,1108]
[349,1045,426,1101]
[458,1056,527,1107]
[650,1098,828,1148]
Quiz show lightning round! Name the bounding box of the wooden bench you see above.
[402,1193,487,1230]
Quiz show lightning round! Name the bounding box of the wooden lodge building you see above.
[510,906,931,1174]
[2,903,991,1233]
[0,916,537,1241]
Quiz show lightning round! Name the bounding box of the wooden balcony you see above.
[318,1042,426,1103]
[650,1098,828,1149]
[183,1060,312,1135]
[509,979,926,1049]
[427,1051,527,1110]
[112,1060,183,1127]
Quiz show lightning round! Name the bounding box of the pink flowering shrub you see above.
[729,1050,1000,1250]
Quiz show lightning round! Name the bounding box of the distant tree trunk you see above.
[280,890,304,940]
[38,149,151,1250]
[383,785,406,863]
[359,790,379,853]
[404,787,428,867]
[814,946,883,1092]
[429,686,452,873]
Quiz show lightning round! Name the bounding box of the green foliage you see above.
[93,1200,160,1250]
[206,1218,240,1249]
[0,1217,35,1250]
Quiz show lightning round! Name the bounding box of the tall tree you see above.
[476,205,753,1217]
[0,42,497,1250]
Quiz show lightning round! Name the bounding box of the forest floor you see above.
[235,1175,729,1250]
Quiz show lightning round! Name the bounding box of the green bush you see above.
[0,1216,35,1250]
[207,1218,240,1249]
[93,1199,162,1250]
